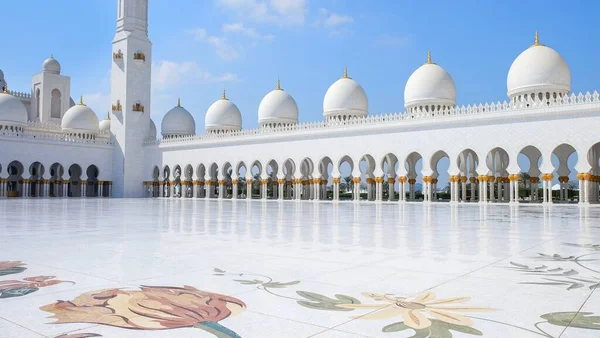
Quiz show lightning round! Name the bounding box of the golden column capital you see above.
[332,177,341,184]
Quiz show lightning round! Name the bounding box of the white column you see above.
[542,180,548,203]
[99,182,104,197]
[388,178,395,201]
[489,179,495,202]
[81,181,87,198]
[246,180,252,200]
[278,181,284,200]
[63,181,68,197]
[470,178,476,202]
[232,182,238,199]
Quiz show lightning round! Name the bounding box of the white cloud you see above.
[313,8,354,35]
[216,0,306,26]
[152,60,239,90]
[323,12,354,27]
[222,23,275,41]
[191,28,240,61]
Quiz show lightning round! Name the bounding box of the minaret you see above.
[110,0,151,197]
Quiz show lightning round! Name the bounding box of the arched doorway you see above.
[49,163,64,197]
[86,165,99,197]
[151,166,160,197]
[68,164,82,197]
[163,166,171,197]
[6,161,24,198]
[28,162,45,197]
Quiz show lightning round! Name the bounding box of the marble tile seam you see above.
[0,316,50,338]
[557,286,599,338]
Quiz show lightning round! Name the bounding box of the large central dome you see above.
[62,97,100,135]
[0,87,28,130]
[205,90,242,133]
[161,99,196,138]
[404,52,456,113]
[323,68,368,121]
[507,32,570,101]
[258,79,298,127]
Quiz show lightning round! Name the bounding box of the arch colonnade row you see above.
[0,161,112,198]
[146,142,600,205]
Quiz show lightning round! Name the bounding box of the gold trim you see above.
[332,177,341,184]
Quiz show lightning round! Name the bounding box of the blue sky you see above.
[1,0,596,188]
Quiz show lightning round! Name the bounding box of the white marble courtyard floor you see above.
[0,199,599,338]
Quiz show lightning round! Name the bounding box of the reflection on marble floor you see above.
[0,199,598,338]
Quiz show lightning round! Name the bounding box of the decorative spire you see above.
[222,89,228,100]
[177,97,181,107]
[533,30,541,46]
[79,96,85,106]
[276,78,282,90]
[343,66,349,78]
[426,50,432,64]
[106,112,111,120]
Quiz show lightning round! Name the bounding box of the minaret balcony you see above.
[113,50,124,63]
[132,102,145,113]
[133,51,146,63]
[112,101,122,112]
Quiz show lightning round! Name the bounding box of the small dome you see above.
[404,52,456,112]
[99,113,111,132]
[161,99,196,138]
[0,89,28,127]
[42,56,61,74]
[0,69,6,91]
[61,97,100,134]
[147,118,157,140]
[258,79,299,127]
[205,90,242,132]
[507,32,570,100]
[323,68,368,121]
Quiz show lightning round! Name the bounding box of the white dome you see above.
[404,54,456,111]
[147,119,157,140]
[0,91,28,127]
[205,92,242,132]
[258,80,299,126]
[42,56,61,74]
[99,114,111,132]
[161,100,196,137]
[323,69,368,120]
[62,99,100,134]
[507,34,570,99]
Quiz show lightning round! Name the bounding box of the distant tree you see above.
[344,176,352,192]
[520,172,531,197]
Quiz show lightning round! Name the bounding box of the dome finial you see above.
[427,50,432,64]
[177,97,181,107]
[343,66,348,78]
[276,77,281,90]
[106,112,110,120]
[222,89,228,100]
[534,30,540,46]
[79,95,85,106]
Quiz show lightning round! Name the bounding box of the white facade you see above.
[0,2,599,205]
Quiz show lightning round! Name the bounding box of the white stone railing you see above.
[0,128,113,146]
[143,90,600,146]
[8,90,31,99]
[26,120,63,131]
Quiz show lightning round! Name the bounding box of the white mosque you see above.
[0,0,599,205]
